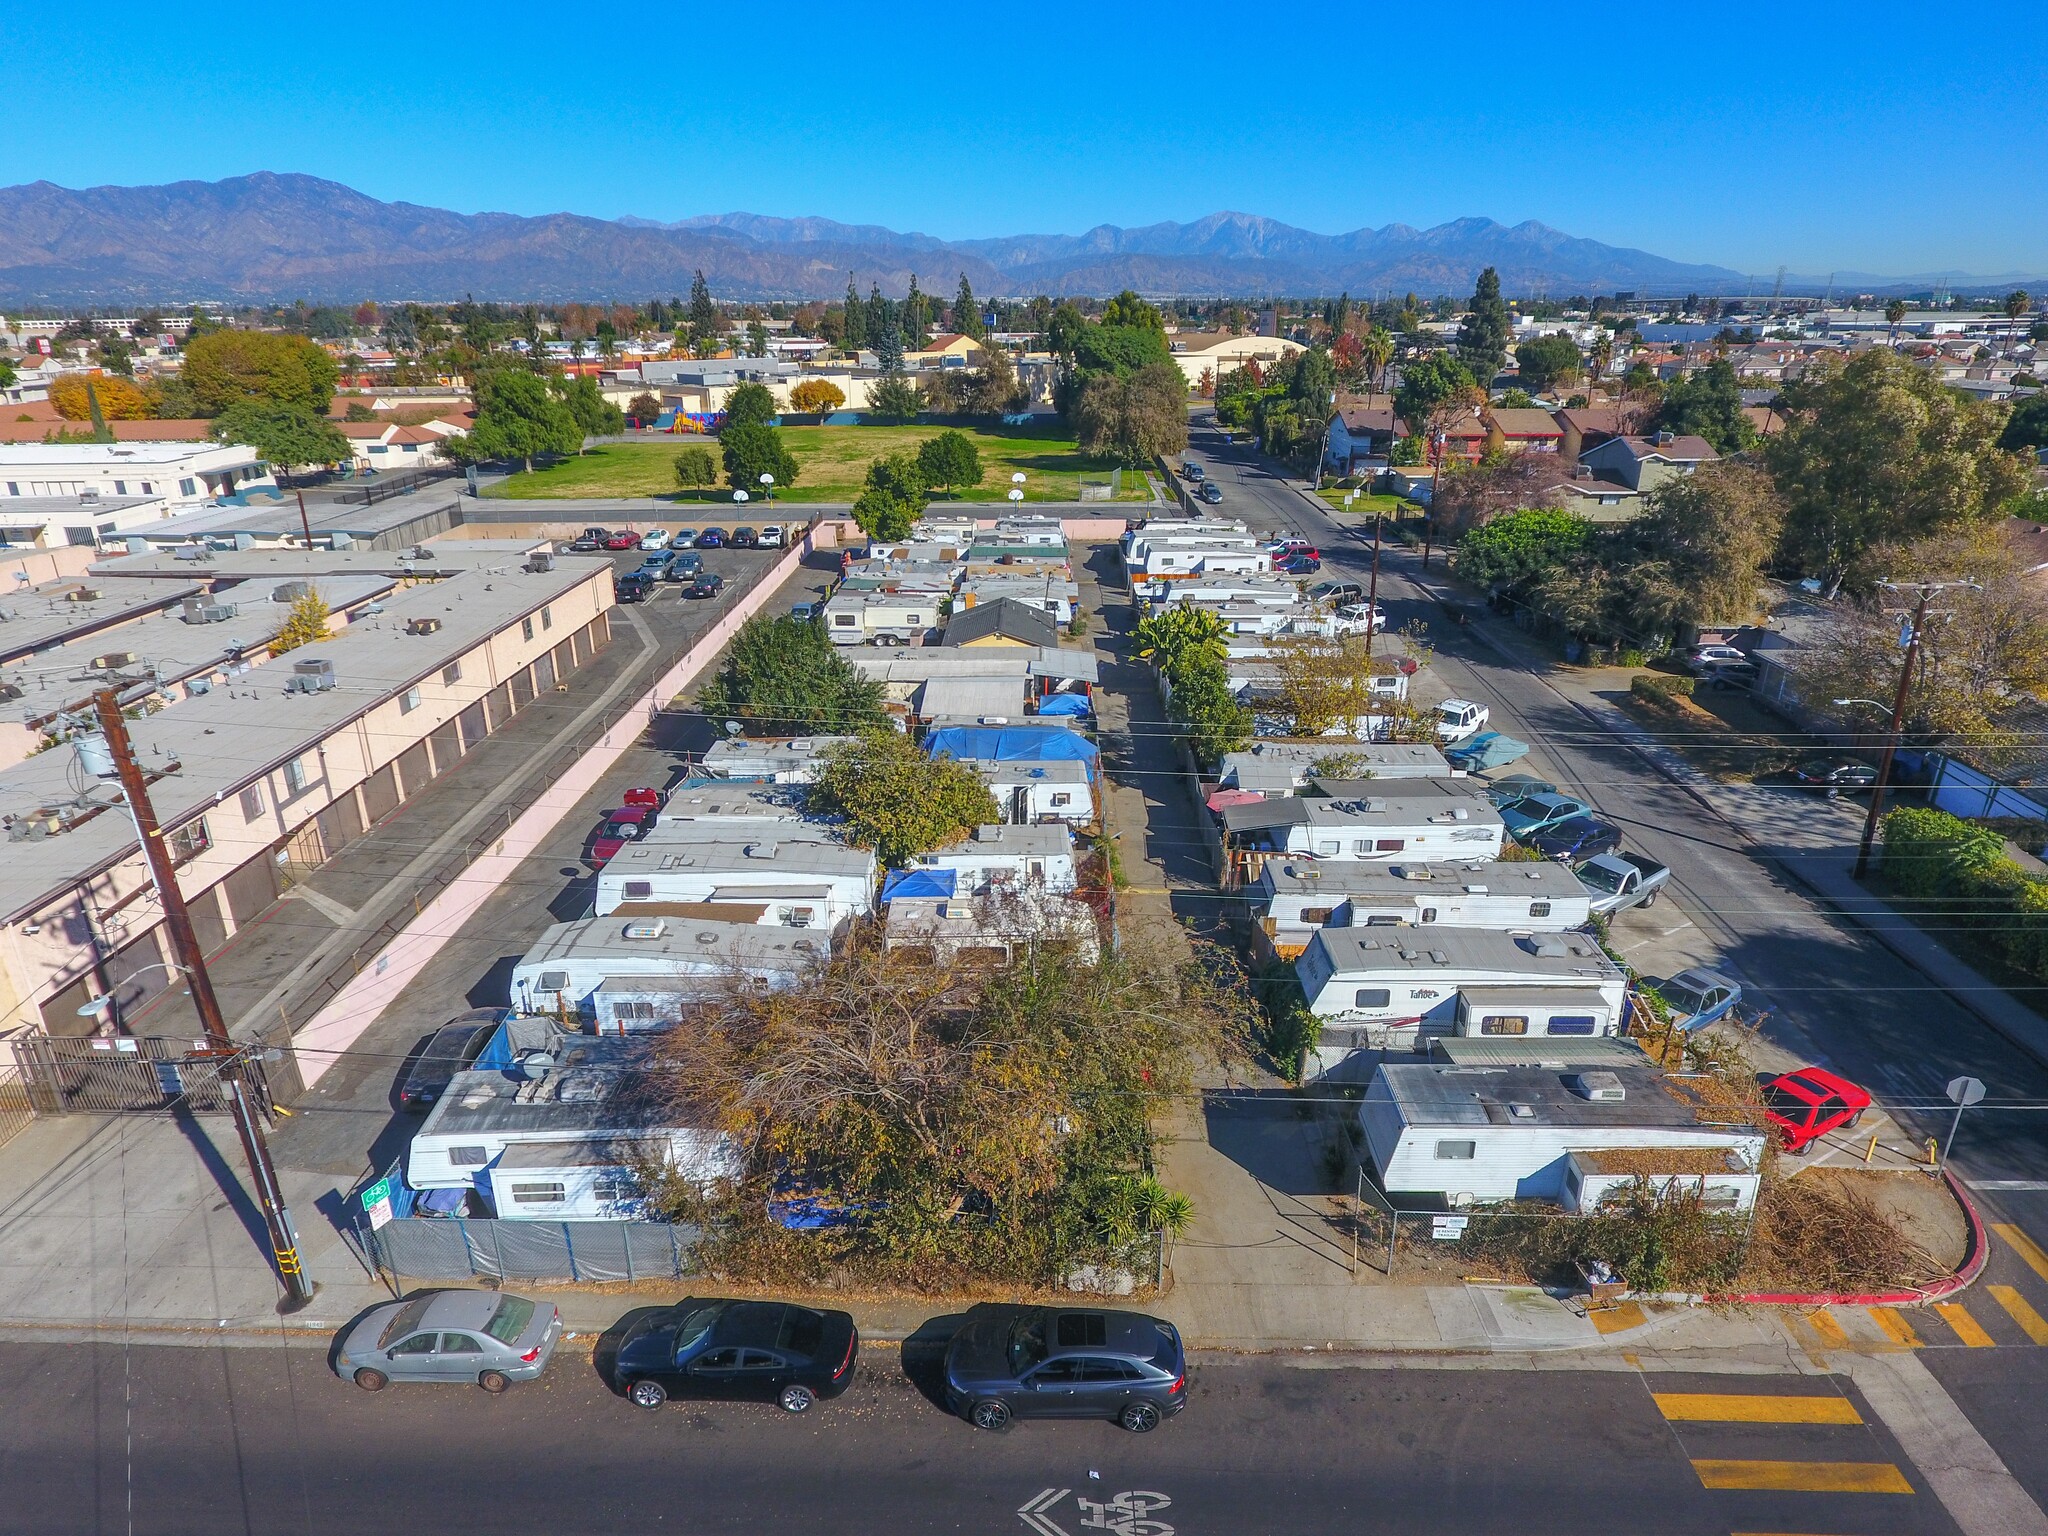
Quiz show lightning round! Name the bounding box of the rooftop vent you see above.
[66,587,102,603]
[181,597,237,625]
[525,551,555,573]
[1508,1103,1535,1119]
[743,842,778,860]
[1522,934,1569,958]
[90,651,138,671]
[621,919,666,941]
[1565,1071,1626,1102]
[272,581,311,603]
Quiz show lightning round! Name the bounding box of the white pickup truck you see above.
[1434,699,1490,743]
[1574,852,1671,915]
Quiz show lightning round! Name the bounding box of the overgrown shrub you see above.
[1630,672,1695,707]
[1881,805,2048,978]
[1249,961,1318,1082]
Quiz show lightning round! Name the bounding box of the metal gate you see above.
[9,1032,261,1115]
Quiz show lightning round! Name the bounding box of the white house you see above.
[0,441,280,548]
[1359,1063,1764,1209]
[1252,858,1594,958]
[1295,928,1629,1073]
[916,823,1078,894]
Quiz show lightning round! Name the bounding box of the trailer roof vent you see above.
[620,919,666,941]
[1565,1071,1626,1102]
[66,587,103,603]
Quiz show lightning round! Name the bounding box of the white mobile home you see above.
[822,589,941,646]
[697,736,855,784]
[1296,928,1628,1073]
[1220,741,1454,796]
[1253,858,1593,958]
[1359,1063,1764,1208]
[597,829,878,930]
[407,1036,739,1198]
[916,823,1078,893]
[963,758,1094,824]
[1221,784,1504,885]
[509,915,824,1021]
[484,1140,668,1221]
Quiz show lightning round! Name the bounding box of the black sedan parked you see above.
[611,1298,858,1414]
[1527,815,1624,865]
[683,571,726,599]
[943,1305,1186,1433]
[398,1009,506,1108]
[615,571,656,603]
[1791,759,1878,794]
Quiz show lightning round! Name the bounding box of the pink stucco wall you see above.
[290,536,813,1085]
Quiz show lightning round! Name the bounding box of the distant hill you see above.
[0,173,2030,305]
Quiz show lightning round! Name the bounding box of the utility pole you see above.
[92,690,316,1310]
[1852,580,1974,881]
[1363,507,1384,663]
[294,489,314,552]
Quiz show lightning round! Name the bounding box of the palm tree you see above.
[1589,332,1615,394]
[2005,290,2031,358]
[1361,327,1395,406]
[1885,298,1907,347]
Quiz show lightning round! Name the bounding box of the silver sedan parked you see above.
[336,1291,562,1394]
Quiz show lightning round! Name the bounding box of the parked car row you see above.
[336,1295,1188,1433]
[567,525,787,554]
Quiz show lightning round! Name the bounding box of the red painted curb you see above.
[1706,1170,1988,1308]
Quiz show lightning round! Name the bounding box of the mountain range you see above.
[0,173,2032,306]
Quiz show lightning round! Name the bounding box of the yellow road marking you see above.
[1590,1302,1647,1334]
[1994,1223,2048,1285]
[1692,1460,1913,1494]
[1989,1285,2048,1344]
[1935,1303,1996,1347]
[1655,1393,1862,1425]
[1867,1308,1922,1347]
[1803,1309,1851,1347]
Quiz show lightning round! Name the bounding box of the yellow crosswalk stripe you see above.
[1994,1223,2048,1284]
[1692,1459,1914,1494]
[1935,1303,1996,1347]
[1655,1393,1862,1424]
[1803,1309,1851,1347]
[1867,1308,1922,1347]
[1989,1284,2048,1344]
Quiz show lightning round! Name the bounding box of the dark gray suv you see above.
[943,1305,1186,1432]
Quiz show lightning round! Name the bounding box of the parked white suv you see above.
[757,524,786,549]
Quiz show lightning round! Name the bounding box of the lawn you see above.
[484,422,1151,503]
[1315,488,1414,517]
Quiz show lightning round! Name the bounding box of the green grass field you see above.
[483,422,1150,503]
[1315,488,1415,516]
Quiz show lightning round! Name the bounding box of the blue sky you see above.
[6,0,2045,278]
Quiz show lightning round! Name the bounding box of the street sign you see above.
[1947,1076,1987,1107]
[1431,1216,1469,1240]
[361,1176,395,1229]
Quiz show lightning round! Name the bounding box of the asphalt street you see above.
[1176,415,2048,1198]
[0,1338,1978,1536]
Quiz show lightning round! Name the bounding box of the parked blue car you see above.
[1655,967,1745,1031]
[1499,792,1595,842]
[1527,815,1623,865]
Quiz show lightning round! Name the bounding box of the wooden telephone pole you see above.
[92,690,315,1310]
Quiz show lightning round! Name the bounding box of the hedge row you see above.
[1881,806,2048,978]
[1630,673,1696,706]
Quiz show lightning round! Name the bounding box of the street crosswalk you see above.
[1765,1223,2048,1353]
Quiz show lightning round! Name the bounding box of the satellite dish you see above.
[724,719,744,736]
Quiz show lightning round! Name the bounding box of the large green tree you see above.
[916,430,983,495]
[1999,393,2048,454]
[723,381,778,430]
[813,730,1000,867]
[841,273,867,351]
[687,270,721,350]
[720,422,799,492]
[869,374,923,422]
[555,375,623,446]
[902,275,931,351]
[1071,362,1188,465]
[1599,463,1785,637]
[1655,359,1754,454]
[211,401,349,474]
[698,614,888,732]
[1456,267,1512,383]
[181,330,339,415]
[451,368,581,471]
[1393,351,1479,427]
[1455,506,1594,596]
[952,273,983,339]
[1514,333,1582,395]
[1765,350,2031,588]
[851,451,928,539]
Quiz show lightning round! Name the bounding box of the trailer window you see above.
[1434,1140,1477,1160]
[1479,1015,1529,1036]
[1528,901,1551,918]
[1376,839,1405,852]
[1300,907,1334,924]
[623,881,653,900]
[537,971,569,993]
[593,1175,639,1203]
[1353,988,1391,1008]
[509,1182,566,1204]
[1546,1015,1598,1036]
[448,1145,489,1167]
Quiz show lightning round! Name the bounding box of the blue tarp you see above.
[926,724,1099,780]
[1445,732,1530,770]
[881,867,956,902]
[1035,692,1093,718]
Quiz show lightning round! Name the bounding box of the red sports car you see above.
[1761,1066,1872,1154]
